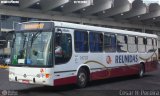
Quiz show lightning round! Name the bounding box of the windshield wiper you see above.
[22,34,27,48]
[12,32,16,48]
[30,31,42,47]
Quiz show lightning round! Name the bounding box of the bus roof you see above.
[21,21,158,38]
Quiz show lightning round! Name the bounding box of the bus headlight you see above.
[36,74,40,78]
[36,73,45,78]
[36,73,50,78]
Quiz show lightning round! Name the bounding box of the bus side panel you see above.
[54,76,77,86]
[144,60,158,72]
[90,64,140,80]
[143,51,158,72]
[90,70,109,80]
[108,64,140,78]
[90,53,141,80]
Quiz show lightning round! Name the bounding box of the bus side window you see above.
[74,30,88,52]
[143,38,147,45]
[154,39,157,50]
[138,37,145,53]
[128,36,137,53]
[55,33,72,65]
[146,38,154,52]
[104,33,116,52]
[117,35,127,52]
[135,37,138,44]
[89,32,103,52]
[124,36,128,44]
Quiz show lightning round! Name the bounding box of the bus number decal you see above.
[80,56,88,61]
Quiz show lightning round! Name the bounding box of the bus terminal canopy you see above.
[0,0,160,31]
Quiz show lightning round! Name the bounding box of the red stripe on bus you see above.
[91,61,158,80]
[54,76,77,86]
[53,61,158,86]
[145,61,158,72]
[90,64,139,80]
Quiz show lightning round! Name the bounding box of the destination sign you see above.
[14,22,54,31]
[24,23,44,30]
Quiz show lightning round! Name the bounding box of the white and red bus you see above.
[9,21,158,88]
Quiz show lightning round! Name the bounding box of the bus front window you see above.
[11,31,52,67]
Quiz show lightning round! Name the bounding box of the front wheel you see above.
[77,68,88,88]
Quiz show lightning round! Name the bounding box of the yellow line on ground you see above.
[0,65,9,69]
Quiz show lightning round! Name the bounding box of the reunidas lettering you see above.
[115,55,138,63]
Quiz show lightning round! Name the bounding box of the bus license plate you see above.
[22,80,30,84]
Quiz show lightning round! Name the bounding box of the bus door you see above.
[54,28,72,65]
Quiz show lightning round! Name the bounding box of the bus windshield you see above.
[11,31,52,67]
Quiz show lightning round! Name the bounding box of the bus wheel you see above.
[138,64,145,78]
[77,68,88,88]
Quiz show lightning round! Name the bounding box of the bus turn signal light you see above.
[45,74,50,78]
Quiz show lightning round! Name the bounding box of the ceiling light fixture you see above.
[36,2,40,5]
[121,13,124,16]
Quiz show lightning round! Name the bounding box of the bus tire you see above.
[76,68,88,88]
[138,64,145,78]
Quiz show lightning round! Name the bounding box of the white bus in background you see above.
[9,21,158,88]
